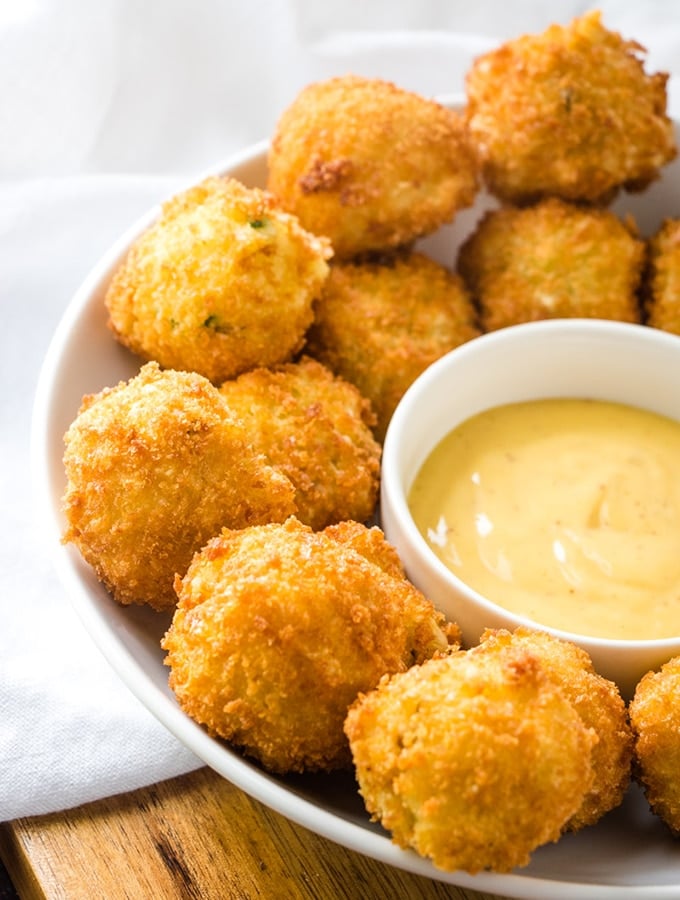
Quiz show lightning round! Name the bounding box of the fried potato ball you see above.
[477,628,633,831]
[645,218,680,334]
[162,518,460,774]
[105,176,332,383]
[267,75,479,259]
[62,362,296,611]
[629,656,680,834]
[457,198,644,331]
[465,11,677,204]
[219,357,380,530]
[344,641,596,874]
[305,251,480,441]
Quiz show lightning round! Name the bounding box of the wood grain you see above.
[0,768,504,900]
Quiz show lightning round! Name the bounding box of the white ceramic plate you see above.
[32,105,680,898]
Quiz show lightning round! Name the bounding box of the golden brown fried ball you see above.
[465,11,676,204]
[267,75,479,259]
[105,176,331,383]
[62,362,296,611]
[344,641,596,874]
[162,518,460,774]
[629,656,680,834]
[645,218,680,333]
[219,357,380,530]
[457,198,644,331]
[305,251,480,441]
[477,628,633,831]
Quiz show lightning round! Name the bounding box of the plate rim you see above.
[30,125,680,900]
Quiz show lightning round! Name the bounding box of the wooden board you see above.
[0,768,502,899]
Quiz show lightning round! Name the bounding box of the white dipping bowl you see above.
[381,318,680,700]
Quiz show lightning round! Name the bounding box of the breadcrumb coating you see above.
[162,518,460,774]
[345,640,596,873]
[645,218,680,333]
[219,357,380,530]
[306,251,480,441]
[457,198,644,331]
[267,75,479,259]
[465,11,676,204]
[323,520,406,580]
[478,628,633,831]
[105,176,331,382]
[62,362,295,610]
[630,656,680,834]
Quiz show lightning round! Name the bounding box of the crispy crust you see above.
[457,198,644,330]
[630,656,680,834]
[645,218,680,333]
[478,628,633,830]
[345,640,596,873]
[465,11,676,204]
[305,251,480,440]
[105,176,331,382]
[162,518,460,773]
[62,362,296,610]
[267,75,479,259]
[219,357,380,530]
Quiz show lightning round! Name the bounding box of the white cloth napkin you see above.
[0,176,199,821]
[2,0,679,822]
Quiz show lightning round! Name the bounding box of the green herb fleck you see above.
[249,218,267,229]
[203,314,233,335]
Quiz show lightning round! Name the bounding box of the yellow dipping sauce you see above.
[408,398,680,640]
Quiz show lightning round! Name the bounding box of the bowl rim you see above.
[381,317,680,654]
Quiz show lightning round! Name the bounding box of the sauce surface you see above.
[408,398,680,640]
